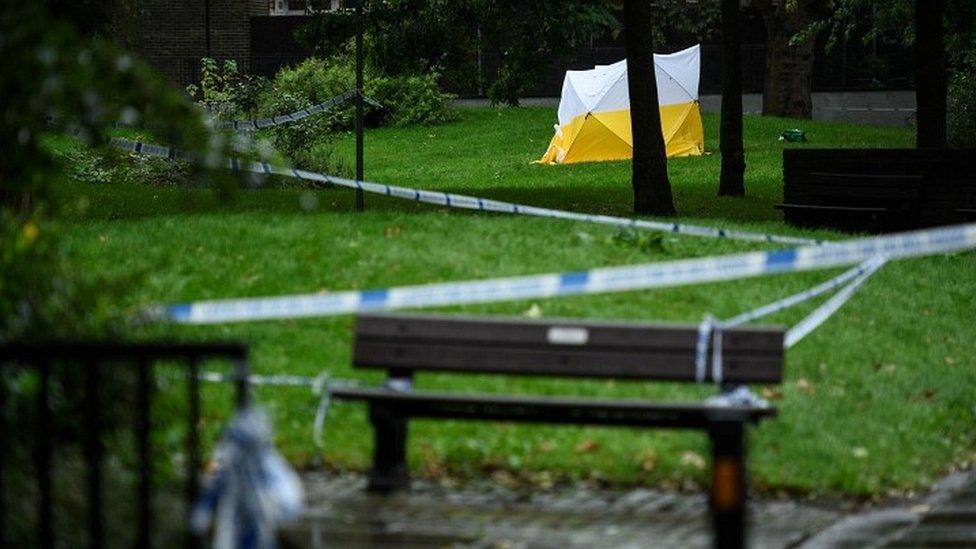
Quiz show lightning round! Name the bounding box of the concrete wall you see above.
[458,90,917,127]
[699,91,916,127]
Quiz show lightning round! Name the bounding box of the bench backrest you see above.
[353,314,784,384]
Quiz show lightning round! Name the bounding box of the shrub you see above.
[948,69,976,149]
[254,57,455,171]
[369,72,457,127]
[51,138,191,188]
[259,57,456,134]
[293,139,353,179]
[260,91,337,160]
[187,58,270,120]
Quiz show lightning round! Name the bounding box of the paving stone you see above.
[283,472,842,548]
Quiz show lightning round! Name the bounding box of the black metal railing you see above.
[0,341,250,549]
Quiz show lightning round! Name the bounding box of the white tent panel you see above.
[557,44,701,126]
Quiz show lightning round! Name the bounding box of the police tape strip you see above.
[784,255,888,348]
[155,223,976,325]
[722,256,883,327]
[216,90,382,132]
[111,137,822,247]
[194,370,360,448]
[695,255,886,383]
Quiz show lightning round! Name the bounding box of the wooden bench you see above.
[777,171,923,231]
[331,313,785,547]
[779,148,976,232]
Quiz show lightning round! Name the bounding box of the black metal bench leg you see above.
[367,402,409,493]
[709,421,746,549]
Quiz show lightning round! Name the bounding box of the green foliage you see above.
[254,57,455,164]
[948,71,976,148]
[0,2,231,340]
[804,0,976,146]
[301,0,618,105]
[293,7,358,59]
[49,135,191,188]
[369,72,458,127]
[807,0,976,71]
[186,58,270,120]
[261,91,338,161]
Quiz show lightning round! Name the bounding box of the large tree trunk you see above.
[915,0,947,149]
[758,2,820,119]
[719,0,745,197]
[624,0,674,216]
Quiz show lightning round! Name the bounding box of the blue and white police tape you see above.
[112,137,821,247]
[156,222,976,325]
[721,255,885,328]
[216,90,382,132]
[695,256,885,384]
[784,255,888,348]
[195,370,361,449]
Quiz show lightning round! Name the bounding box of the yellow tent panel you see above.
[538,45,704,165]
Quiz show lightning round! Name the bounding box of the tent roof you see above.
[556,45,700,127]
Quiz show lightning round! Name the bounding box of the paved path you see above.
[282,470,976,548]
[282,473,841,548]
[802,471,976,548]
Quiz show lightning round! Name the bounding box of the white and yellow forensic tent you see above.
[539,44,704,164]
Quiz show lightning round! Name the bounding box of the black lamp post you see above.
[349,0,365,211]
[204,0,211,58]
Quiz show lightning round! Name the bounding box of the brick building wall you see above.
[130,0,268,85]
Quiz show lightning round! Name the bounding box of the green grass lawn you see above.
[54,108,976,497]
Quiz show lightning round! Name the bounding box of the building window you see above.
[269,0,343,16]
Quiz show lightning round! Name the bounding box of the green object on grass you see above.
[780,128,808,142]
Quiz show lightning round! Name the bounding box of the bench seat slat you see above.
[331,387,775,427]
[775,203,891,213]
[357,314,783,351]
[354,341,783,383]
[805,172,924,185]
[354,314,785,383]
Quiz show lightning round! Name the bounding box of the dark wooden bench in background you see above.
[332,313,785,548]
[780,148,976,232]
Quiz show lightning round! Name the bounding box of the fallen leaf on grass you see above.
[795,378,815,395]
[528,470,555,489]
[524,303,542,318]
[873,363,897,374]
[419,443,445,478]
[636,449,658,472]
[384,224,402,238]
[536,439,555,453]
[761,387,783,401]
[852,447,869,459]
[491,470,521,489]
[575,439,599,454]
[680,451,706,469]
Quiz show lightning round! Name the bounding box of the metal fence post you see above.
[186,355,201,549]
[84,359,104,549]
[136,357,153,548]
[354,0,365,212]
[37,359,53,549]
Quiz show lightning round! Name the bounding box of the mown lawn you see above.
[54,108,976,497]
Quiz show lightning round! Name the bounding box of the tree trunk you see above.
[759,2,818,119]
[719,0,745,197]
[915,0,947,149]
[624,0,674,216]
